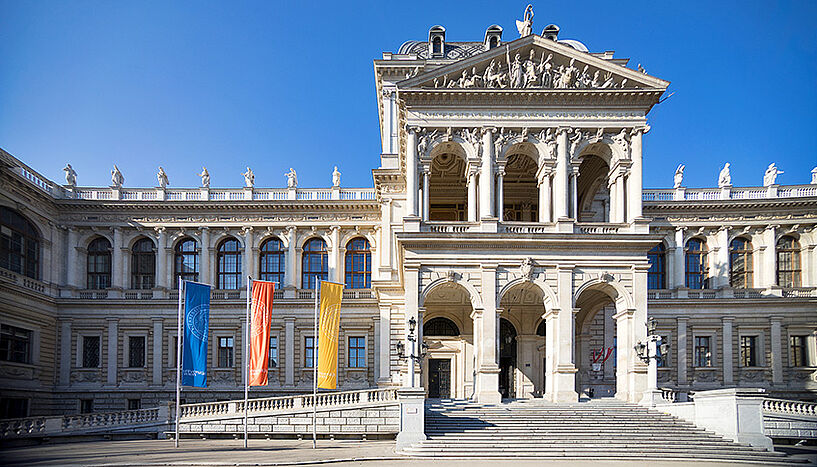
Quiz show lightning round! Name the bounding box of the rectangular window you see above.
[269,336,278,368]
[80,399,93,414]
[656,336,668,368]
[218,337,234,368]
[82,336,100,368]
[304,336,315,368]
[694,336,711,367]
[127,399,141,410]
[740,335,758,367]
[0,397,29,418]
[128,336,146,368]
[348,336,365,368]
[0,324,32,364]
[790,335,809,367]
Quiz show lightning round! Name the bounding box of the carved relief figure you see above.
[539,53,553,87]
[523,50,539,87]
[111,165,124,188]
[63,164,77,187]
[285,168,298,188]
[157,166,169,188]
[332,166,341,187]
[763,163,783,187]
[509,53,523,88]
[718,163,731,188]
[520,257,534,280]
[516,4,534,37]
[243,167,255,188]
[611,128,629,156]
[198,167,210,188]
[674,164,685,188]
[569,129,585,156]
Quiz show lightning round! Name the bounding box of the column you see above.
[770,317,783,384]
[496,169,505,221]
[406,127,419,217]
[554,128,569,219]
[330,226,341,283]
[603,306,615,381]
[630,265,649,401]
[553,265,578,402]
[543,309,557,400]
[570,167,579,219]
[284,317,295,387]
[763,226,777,288]
[677,317,688,385]
[628,127,645,221]
[200,227,210,286]
[538,172,551,223]
[614,174,626,223]
[467,172,477,222]
[155,227,167,290]
[614,308,633,401]
[152,318,163,385]
[404,266,421,387]
[673,228,686,289]
[112,227,124,290]
[286,226,297,288]
[471,308,483,395]
[107,318,118,386]
[716,227,730,289]
[379,201,392,271]
[378,305,391,384]
[477,264,501,403]
[480,128,495,219]
[421,168,430,222]
[66,227,79,289]
[59,319,72,386]
[608,178,618,223]
[373,316,381,382]
[722,317,734,385]
[243,227,254,282]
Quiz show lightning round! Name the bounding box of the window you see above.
[694,336,711,367]
[87,237,112,289]
[259,238,285,286]
[647,243,666,289]
[128,336,146,368]
[740,335,758,367]
[432,36,442,54]
[777,236,801,288]
[685,238,708,289]
[0,397,29,418]
[218,336,234,368]
[127,399,141,410]
[423,318,460,337]
[304,336,315,368]
[790,335,809,367]
[80,399,93,414]
[174,238,199,286]
[0,207,39,279]
[216,238,241,290]
[131,238,155,289]
[302,238,328,289]
[269,336,278,368]
[656,335,669,368]
[729,237,753,288]
[82,336,100,368]
[348,336,365,368]
[344,238,371,289]
[0,324,32,364]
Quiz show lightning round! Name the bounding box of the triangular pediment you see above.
[398,35,669,91]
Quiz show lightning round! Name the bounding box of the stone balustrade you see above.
[0,407,167,439]
[763,398,817,417]
[647,288,816,300]
[762,398,817,440]
[643,184,817,202]
[70,187,377,202]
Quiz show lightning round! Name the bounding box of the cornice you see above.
[399,89,663,108]
[644,197,817,212]
[53,200,381,212]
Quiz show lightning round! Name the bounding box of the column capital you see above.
[154,226,166,235]
[470,308,483,319]
[481,263,498,271]
[722,316,736,322]
[631,124,651,136]
[769,316,785,323]
[407,125,422,134]
[480,126,496,134]
[284,316,296,323]
[676,316,689,322]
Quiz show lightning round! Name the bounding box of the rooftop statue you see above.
[63,163,77,187]
[111,165,124,188]
[812,167,817,185]
[673,164,685,188]
[718,163,731,188]
[285,168,297,188]
[198,167,210,188]
[516,4,534,37]
[243,167,254,188]
[157,166,169,188]
[332,166,341,187]
[763,163,783,187]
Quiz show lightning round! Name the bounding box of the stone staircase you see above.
[399,399,805,464]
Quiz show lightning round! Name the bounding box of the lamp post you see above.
[635,317,669,406]
[396,316,428,388]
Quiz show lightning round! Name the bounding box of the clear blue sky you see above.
[1,1,815,189]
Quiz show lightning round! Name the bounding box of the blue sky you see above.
[1,1,815,189]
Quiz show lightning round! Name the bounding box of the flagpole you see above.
[244,276,251,449]
[312,278,319,449]
[175,276,183,448]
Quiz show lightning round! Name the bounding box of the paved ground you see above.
[1,439,815,466]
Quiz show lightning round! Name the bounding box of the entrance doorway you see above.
[499,319,517,399]
[428,358,451,399]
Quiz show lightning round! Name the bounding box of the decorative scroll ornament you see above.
[520,257,535,281]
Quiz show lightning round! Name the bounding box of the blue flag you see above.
[182,281,210,387]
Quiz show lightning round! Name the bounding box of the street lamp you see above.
[396,316,428,387]
[635,316,669,406]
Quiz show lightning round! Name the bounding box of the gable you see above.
[398,35,669,91]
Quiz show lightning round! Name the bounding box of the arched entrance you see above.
[428,143,468,221]
[499,318,517,399]
[574,287,618,399]
[499,280,548,398]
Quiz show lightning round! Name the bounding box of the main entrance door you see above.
[428,358,451,399]
[499,318,517,399]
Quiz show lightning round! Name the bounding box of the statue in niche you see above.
[243,167,255,188]
[763,163,783,187]
[516,4,534,37]
[63,164,77,187]
[718,163,731,188]
[111,165,124,188]
[332,166,341,187]
[520,257,534,280]
[157,166,169,188]
[198,167,210,188]
[674,164,685,188]
[285,168,297,188]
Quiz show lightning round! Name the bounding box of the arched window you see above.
[131,238,155,289]
[423,318,460,336]
[174,238,199,287]
[301,238,328,289]
[777,236,801,288]
[87,237,112,289]
[432,37,442,54]
[0,207,39,279]
[729,237,753,288]
[685,238,708,289]
[216,238,241,290]
[259,237,285,286]
[647,243,666,289]
[344,238,371,289]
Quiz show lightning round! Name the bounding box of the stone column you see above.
[570,167,579,219]
[66,227,79,289]
[722,317,734,385]
[496,169,505,221]
[471,308,483,395]
[476,264,501,403]
[677,317,688,386]
[604,306,616,381]
[614,308,633,401]
[716,227,730,289]
[554,129,569,220]
[630,265,649,401]
[543,309,557,400]
[330,226,341,283]
[200,227,210,286]
[467,171,477,222]
[378,305,391,385]
[770,316,783,384]
[155,227,167,290]
[59,318,72,386]
[553,265,578,402]
[152,318,163,385]
[286,226,297,288]
[379,201,392,273]
[538,172,551,223]
[284,317,295,387]
[673,228,686,289]
[112,228,124,290]
[107,318,118,386]
[480,128,495,219]
[763,226,777,288]
[608,177,618,223]
[406,127,419,217]
[628,127,646,221]
[614,174,626,223]
[243,227,254,282]
[404,266,421,387]
[421,167,430,222]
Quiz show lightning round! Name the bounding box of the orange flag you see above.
[248,280,274,386]
[317,281,343,389]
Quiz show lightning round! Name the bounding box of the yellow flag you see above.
[317,281,343,389]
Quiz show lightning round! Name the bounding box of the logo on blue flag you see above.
[182,281,210,387]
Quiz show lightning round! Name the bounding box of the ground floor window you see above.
[128,399,141,410]
[80,399,93,414]
[348,336,365,368]
[790,335,810,367]
[82,335,100,368]
[0,324,32,364]
[740,335,759,367]
[0,397,29,418]
[694,336,712,367]
[218,337,234,368]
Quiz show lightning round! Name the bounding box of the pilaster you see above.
[284,317,295,387]
[106,317,118,386]
[722,317,735,386]
[480,127,495,219]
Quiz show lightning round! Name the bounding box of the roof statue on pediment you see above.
[516,4,534,38]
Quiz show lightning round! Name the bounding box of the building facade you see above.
[1,21,816,418]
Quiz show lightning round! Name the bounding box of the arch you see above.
[302,237,328,289]
[216,236,242,290]
[212,232,244,250]
[497,139,541,162]
[426,138,475,161]
[420,276,483,310]
[170,231,201,249]
[344,237,371,289]
[427,143,469,222]
[256,231,289,250]
[423,317,460,336]
[87,236,112,289]
[501,152,539,222]
[575,138,621,167]
[297,233,332,250]
[174,237,199,287]
[131,237,156,290]
[535,320,546,336]
[496,276,558,312]
[125,232,157,250]
[0,206,41,280]
[339,230,376,253]
[259,236,285,285]
[573,276,634,312]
